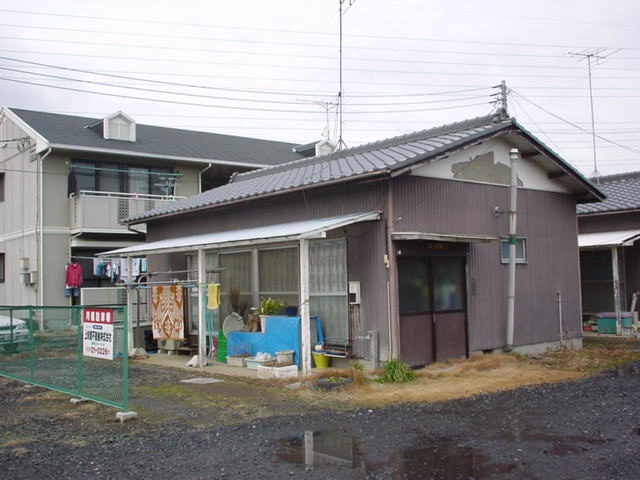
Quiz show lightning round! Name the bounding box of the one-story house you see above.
[105,112,603,373]
[578,172,640,329]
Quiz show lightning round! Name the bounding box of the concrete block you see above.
[116,411,138,422]
[257,364,298,380]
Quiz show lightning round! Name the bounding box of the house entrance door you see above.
[398,255,468,366]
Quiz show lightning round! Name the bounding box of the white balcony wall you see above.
[70,191,184,234]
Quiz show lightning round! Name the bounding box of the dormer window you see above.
[103,111,136,142]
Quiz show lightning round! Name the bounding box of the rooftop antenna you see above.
[337,0,355,151]
[569,48,620,184]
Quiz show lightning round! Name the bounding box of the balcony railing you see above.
[70,190,185,234]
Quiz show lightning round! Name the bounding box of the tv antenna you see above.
[569,48,620,183]
[337,0,355,151]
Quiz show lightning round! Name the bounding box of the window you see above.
[0,253,4,283]
[109,117,131,141]
[186,240,349,340]
[500,238,527,264]
[0,172,4,202]
[71,160,175,196]
[309,240,348,339]
[259,247,299,308]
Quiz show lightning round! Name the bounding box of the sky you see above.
[1,0,639,178]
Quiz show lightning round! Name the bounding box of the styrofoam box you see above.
[257,364,298,380]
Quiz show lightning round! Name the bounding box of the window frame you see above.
[0,252,5,283]
[500,237,527,264]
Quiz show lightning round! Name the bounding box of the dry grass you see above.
[313,340,640,407]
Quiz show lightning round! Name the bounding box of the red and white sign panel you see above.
[82,308,115,360]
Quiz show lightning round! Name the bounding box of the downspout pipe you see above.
[505,148,519,352]
[198,162,213,193]
[37,147,52,308]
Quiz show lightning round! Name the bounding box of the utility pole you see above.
[337,0,355,151]
[569,48,620,184]
[491,80,509,117]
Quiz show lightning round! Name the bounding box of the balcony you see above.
[70,190,185,235]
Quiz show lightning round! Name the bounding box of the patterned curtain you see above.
[151,285,185,340]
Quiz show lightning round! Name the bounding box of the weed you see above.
[378,359,416,384]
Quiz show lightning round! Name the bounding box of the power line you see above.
[0,75,492,115]
[510,88,640,157]
[3,8,638,51]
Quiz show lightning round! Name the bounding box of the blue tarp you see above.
[226,316,322,367]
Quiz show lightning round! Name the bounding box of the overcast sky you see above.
[1,0,638,177]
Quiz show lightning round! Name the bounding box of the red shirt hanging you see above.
[65,263,83,288]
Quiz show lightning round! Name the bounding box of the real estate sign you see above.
[82,308,115,360]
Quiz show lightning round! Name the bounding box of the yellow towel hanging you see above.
[207,284,221,309]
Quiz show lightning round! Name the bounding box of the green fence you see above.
[0,305,128,411]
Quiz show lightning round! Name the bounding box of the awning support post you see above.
[299,238,311,375]
[126,256,134,354]
[197,248,207,366]
[612,247,622,335]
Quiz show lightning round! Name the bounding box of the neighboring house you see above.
[106,112,603,372]
[0,107,307,309]
[577,172,640,323]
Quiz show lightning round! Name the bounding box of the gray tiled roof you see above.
[577,172,640,214]
[9,108,304,166]
[124,113,527,223]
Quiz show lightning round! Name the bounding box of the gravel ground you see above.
[1,361,640,479]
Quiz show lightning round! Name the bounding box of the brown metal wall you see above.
[393,175,582,351]
[579,211,640,233]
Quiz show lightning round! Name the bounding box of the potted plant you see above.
[257,296,283,332]
[257,296,283,315]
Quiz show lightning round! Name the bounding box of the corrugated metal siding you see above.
[579,211,640,234]
[149,181,386,240]
[392,176,582,351]
[346,221,390,359]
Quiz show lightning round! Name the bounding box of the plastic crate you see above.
[596,312,633,333]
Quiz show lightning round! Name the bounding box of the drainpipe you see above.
[37,147,52,308]
[385,182,399,359]
[557,290,563,345]
[198,163,213,193]
[505,148,519,352]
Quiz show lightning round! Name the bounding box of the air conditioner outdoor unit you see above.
[158,339,180,351]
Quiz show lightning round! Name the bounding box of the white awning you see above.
[578,230,640,248]
[392,232,497,243]
[100,211,380,257]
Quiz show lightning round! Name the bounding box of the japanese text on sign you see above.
[82,308,115,360]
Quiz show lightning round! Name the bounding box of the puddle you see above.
[276,429,355,468]
[180,377,223,384]
[276,430,519,478]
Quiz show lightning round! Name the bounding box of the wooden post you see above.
[299,239,311,375]
[612,247,622,335]
[197,248,206,366]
